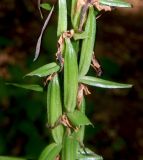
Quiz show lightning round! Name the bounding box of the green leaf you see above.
[25,62,60,77]
[39,143,62,160]
[40,3,51,11]
[99,0,132,8]
[6,83,43,92]
[67,110,92,127]
[0,156,26,160]
[79,76,133,89]
[78,148,103,160]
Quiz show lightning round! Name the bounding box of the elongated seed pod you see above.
[72,1,83,30]
[79,6,96,77]
[64,38,78,112]
[47,74,64,144]
[57,0,67,36]
[62,135,79,160]
[39,143,62,160]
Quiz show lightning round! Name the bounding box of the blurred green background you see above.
[0,0,143,159]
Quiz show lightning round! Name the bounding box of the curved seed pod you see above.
[47,74,64,144]
[64,38,78,112]
[57,0,67,36]
[39,143,62,160]
[79,6,96,77]
[62,135,79,160]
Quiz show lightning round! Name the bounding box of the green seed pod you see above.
[39,143,62,160]
[57,0,67,36]
[72,1,83,30]
[47,74,64,144]
[64,38,78,112]
[79,6,96,77]
[62,135,79,160]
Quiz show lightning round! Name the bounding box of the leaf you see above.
[67,110,92,127]
[99,0,132,8]
[79,76,133,89]
[78,148,103,160]
[34,6,54,61]
[39,143,62,160]
[25,62,60,77]
[40,3,51,11]
[6,83,43,92]
[0,156,26,160]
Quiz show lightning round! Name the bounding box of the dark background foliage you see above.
[0,0,143,159]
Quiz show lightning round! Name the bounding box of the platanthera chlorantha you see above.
[5,0,132,160]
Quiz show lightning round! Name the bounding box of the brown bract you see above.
[44,73,57,86]
[56,30,74,69]
[60,114,79,133]
[77,84,91,108]
[91,53,102,76]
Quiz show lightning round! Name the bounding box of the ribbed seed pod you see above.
[64,38,78,112]
[79,6,96,77]
[57,0,67,36]
[47,74,64,144]
[62,135,79,160]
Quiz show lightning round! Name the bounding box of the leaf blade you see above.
[67,110,92,127]
[0,156,26,160]
[40,3,51,11]
[99,0,132,8]
[79,76,133,89]
[6,83,43,92]
[78,148,103,160]
[25,62,60,77]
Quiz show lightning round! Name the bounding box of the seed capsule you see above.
[57,0,67,36]
[79,6,96,77]
[47,74,64,144]
[64,38,78,113]
[62,135,78,160]
[39,143,62,160]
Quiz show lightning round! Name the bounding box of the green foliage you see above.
[6,83,43,92]
[77,148,103,160]
[40,3,51,11]
[25,62,60,78]
[4,0,132,159]
[67,110,92,127]
[99,0,132,7]
[0,157,26,160]
[79,76,132,89]
[39,143,62,160]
